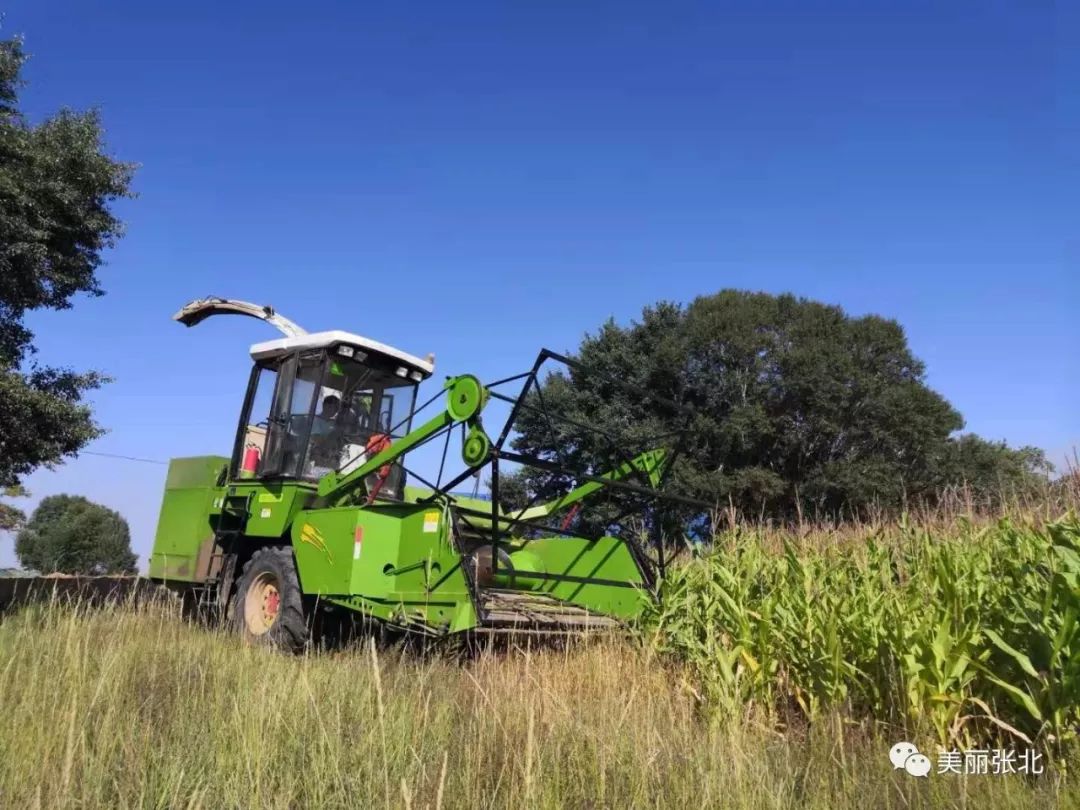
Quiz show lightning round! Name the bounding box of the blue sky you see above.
[2,1,1074,568]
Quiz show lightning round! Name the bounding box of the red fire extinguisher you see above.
[240,445,261,478]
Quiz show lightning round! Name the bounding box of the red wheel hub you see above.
[244,572,282,635]
[264,588,280,619]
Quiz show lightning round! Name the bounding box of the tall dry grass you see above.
[0,598,1074,809]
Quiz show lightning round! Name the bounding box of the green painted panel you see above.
[292,502,476,632]
[230,481,310,538]
[509,535,647,620]
[150,456,228,581]
[164,456,226,489]
[291,507,370,595]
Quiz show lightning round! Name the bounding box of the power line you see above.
[81,450,168,466]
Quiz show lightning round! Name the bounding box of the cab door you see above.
[264,352,326,479]
[233,350,326,481]
[257,353,297,477]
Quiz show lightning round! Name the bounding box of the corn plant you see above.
[975,519,1080,751]
[642,514,1080,755]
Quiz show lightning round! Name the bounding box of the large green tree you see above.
[15,494,137,574]
[0,36,134,487]
[509,291,1049,522]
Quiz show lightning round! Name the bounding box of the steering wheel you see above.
[308,432,336,463]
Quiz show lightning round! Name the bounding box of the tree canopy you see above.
[509,291,1049,522]
[0,36,134,487]
[0,485,28,532]
[15,494,136,574]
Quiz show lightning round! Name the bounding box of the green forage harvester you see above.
[150,298,699,650]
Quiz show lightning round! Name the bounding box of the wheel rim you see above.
[244,572,281,635]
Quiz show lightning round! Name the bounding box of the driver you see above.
[311,394,340,436]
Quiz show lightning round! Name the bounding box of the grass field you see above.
[1,511,1077,808]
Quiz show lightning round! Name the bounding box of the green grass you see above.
[0,600,1073,809]
[0,514,1077,808]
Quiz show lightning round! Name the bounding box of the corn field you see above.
[642,515,1080,760]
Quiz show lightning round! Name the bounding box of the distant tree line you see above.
[506,290,1051,525]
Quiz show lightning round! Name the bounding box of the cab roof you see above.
[249,330,435,378]
[171,297,436,380]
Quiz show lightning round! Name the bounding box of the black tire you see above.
[230,545,308,653]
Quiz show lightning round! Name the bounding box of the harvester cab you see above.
[174,297,432,497]
[152,297,698,649]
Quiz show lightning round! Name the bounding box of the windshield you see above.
[301,354,418,491]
